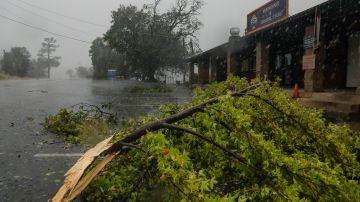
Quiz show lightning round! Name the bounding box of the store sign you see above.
[246,0,289,34]
[303,35,315,49]
[302,54,316,70]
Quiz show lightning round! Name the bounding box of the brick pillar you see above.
[227,34,241,77]
[303,26,324,94]
[256,41,269,79]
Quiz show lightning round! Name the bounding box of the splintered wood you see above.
[65,152,118,201]
[52,136,114,202]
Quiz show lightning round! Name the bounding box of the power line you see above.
[0,3,29,23]
[14,0,107,28]
[2,0,98,37]
[4,0,190,39]
[0,6,90,48]
[10,0,187,39]
[0,13,92,44]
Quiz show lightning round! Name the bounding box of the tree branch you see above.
[169,178,192,201]
[118,141,146,153]
[160,123,249,166]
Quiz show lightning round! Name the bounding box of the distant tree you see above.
[76,66,93,79]
[1,47,31,77]
[89,37,124,79]
[66,69,76,79]
[104,0,203,81]
[38,37,61,78]
[28,59,47,78]
[0,55,3,72]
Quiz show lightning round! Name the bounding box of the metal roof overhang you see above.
[185,42,228,63]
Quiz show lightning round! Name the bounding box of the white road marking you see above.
[118,104,160,107]
[34,153,83,158]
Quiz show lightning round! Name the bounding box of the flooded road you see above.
[0,79,191,202]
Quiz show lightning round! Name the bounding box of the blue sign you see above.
[247,0,289,34]
[107,69,117,80]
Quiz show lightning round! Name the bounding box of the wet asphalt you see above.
[0,79,191,202]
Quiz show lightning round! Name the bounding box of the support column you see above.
[212,57,217,82]
[198,62,204,84]
[209,56,213,83]
[256,40,269,80]
[198,61,209,84]
[303,25,324,94]
[227,52,240,77]
[357,41,360,94]
[227,50,232,76]
[189,62,195,84]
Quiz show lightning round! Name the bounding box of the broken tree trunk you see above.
[52,136,114,202]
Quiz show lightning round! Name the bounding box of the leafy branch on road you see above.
[55,76,360,202]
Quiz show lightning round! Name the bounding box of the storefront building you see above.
[187,0,360,96]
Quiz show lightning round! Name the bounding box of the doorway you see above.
[272,53,295,87]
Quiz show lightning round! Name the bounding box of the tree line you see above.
[90,0,203,81]
[1,0,203,81]
[0,37,61,78]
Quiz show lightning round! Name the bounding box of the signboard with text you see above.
[303,35,315,49]
[302,54,316,70]
[246,0,289,34]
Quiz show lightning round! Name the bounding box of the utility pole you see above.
[182,37,186,84]
[190,39,194,55]
[47,41,50,78]
[189,39,195,84]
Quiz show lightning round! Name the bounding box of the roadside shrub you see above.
[125,84,172,94]
[44,103,116,145]
[0,73,19,80]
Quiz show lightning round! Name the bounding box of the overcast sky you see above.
[0,0,328,78]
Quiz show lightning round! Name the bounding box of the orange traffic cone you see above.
[293,83,300,98]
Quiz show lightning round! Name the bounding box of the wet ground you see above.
[0,79,192,202]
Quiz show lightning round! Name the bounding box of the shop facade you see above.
[187,0,360,96]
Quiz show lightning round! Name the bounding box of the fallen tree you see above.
[53,76,360,202]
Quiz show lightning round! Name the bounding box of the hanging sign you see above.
[303,35,315,49]
[302,54,316,70]
[246,0,289,34]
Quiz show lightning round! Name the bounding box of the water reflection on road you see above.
[0,79,191,202]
